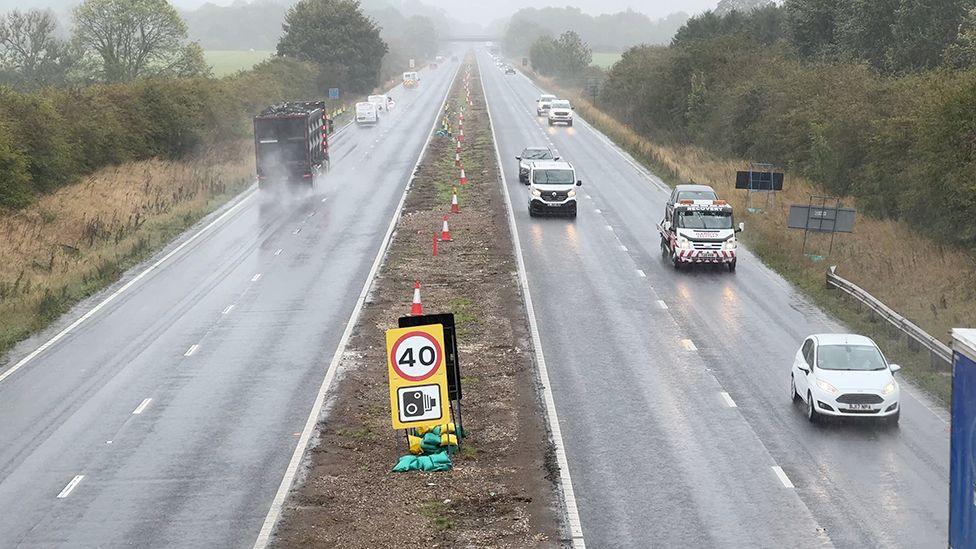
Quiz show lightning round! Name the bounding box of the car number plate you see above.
[546,202,560,207]
[848,403,874,410]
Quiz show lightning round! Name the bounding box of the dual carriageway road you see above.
[0,45,950,548]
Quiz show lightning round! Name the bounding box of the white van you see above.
[368,94,388,111]
[527,160,582,218]
[355,101,379,125]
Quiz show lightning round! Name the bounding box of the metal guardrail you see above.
[826,266,952,365]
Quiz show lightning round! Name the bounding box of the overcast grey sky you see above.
[421,0,718,23]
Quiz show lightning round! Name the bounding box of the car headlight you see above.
[531,188,541,197]
[567,189,576,198]
[817,379,838,394]
[723,238,737,251]
[677,237,692,250]
[882,381,897,395]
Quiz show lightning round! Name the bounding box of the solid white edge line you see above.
[720,392,737,408]
[132,398,152,415]
[57,475,85,499]
[184,344,200,357]
[478,51,586,549]
[772,466,795,488]
[0,188,257,386]
[252,59,463,549]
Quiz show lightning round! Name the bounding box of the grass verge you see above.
[525,71,973,405]
[0,141,255,362]
[271,57,560,547]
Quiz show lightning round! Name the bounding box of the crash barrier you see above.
[826,266,951,366]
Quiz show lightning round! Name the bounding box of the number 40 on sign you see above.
[386,324,450,430]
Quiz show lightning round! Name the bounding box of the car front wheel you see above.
[791,375,800,403]
[806,391,820,423]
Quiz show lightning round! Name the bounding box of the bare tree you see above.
[72,0,208,82]
[0,9,75,88]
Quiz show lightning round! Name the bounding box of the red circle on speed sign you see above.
[390,330,443,382]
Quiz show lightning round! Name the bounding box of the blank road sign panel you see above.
[788,205,856,233]
[735,170,784,191]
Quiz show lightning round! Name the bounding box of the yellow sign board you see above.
[386,324,451,430]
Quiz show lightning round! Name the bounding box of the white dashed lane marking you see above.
[132,398,152,415]
[57,475,85,499]
[772,466,795,488]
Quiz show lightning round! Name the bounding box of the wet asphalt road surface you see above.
[0,58,459,548]
[479,50,948,549]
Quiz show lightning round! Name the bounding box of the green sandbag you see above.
[427,451,452,471]
[420,432,441,454]
[392,455,421,472]
[392,451,452,472]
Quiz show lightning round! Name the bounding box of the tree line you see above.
[0,0,437,209]
[594,1,976,249]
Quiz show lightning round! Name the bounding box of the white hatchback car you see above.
[790,334,901,425]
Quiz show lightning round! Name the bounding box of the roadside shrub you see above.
[0,55,325,209]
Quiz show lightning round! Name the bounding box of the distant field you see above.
[204,50,275,77]
[591,52,622,69]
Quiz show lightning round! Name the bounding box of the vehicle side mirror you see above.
[890,364,901,373]
[515,156,522,160]
[554,156,560,160]
[736,222,744,233]
[576,180,582,186]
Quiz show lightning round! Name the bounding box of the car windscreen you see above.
[539,96,555,102]
[533,169,574,185]
[677,190,717,201]
[817,344,888,371]
[551,101,571,109]
[522,149,553,160]
[676,210,732,229]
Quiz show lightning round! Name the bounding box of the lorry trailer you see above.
[253,101,330,185]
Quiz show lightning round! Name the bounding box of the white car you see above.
[548,99,573,126]
[536,94,556,116]
[790,334,901,425]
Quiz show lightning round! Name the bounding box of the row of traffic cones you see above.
[411,66,475,316]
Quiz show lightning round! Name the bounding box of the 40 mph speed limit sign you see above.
[386,325,450,430]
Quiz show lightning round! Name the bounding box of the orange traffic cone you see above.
[456,141,462,153]
[411,280,423,316]
[439,215,453,242]
[455,152,460,167]
[451,187,460,213]
[458,128,464,142]
[459,168,467,185]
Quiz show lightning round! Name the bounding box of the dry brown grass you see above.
[536,74,976,401]
[0,141,255,356]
